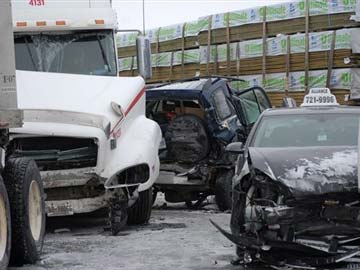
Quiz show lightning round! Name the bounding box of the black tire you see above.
[4,158,46,266]
[0,176,11,269]
[215,170,234,211]
[127,188,152,225]
[109,199,128,236]
[165,114,210,163]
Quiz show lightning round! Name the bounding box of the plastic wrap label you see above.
[233,69,353,91]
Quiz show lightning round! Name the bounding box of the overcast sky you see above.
[113,0,291,30]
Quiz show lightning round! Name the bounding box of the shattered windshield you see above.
[14,30,117,76]
[253,114,360,147]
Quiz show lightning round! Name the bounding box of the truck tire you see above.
[127,188,152,225]
[4,158,45,266]
[215,170,234,211]
[0,176,11,269]
[109,199,128,236]
[165,114,210,163]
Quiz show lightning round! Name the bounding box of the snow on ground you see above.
[11,195,237,270]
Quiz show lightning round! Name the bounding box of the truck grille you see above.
[9,136,98,170]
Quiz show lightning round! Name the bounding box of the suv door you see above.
[202,81,242,144]
[231,86,272,135]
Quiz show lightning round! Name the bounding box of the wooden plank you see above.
[262,6,267,85]
[285,35,291,95]
[206,16,213,75]
[304,0,310,93]
[226,12,231,76]
[326,30,336,88]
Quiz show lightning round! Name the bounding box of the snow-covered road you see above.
[11,198,236,270]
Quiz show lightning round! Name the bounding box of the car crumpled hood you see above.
[249,146,358,197]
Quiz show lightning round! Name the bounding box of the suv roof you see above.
[147,76,245,91]
[148,79,209,92]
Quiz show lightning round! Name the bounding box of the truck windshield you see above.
[14,30,117,76]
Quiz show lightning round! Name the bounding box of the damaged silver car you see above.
[213,89,360,269]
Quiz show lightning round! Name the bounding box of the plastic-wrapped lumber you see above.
[230,68,353,106]
[117,20,206,58]
[198,0,358,45]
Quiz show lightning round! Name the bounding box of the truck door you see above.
[202,81,241,144]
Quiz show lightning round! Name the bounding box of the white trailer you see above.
[9,0,161,234]
[0,0,45,268]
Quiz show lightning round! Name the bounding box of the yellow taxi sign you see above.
[301,88,339,107]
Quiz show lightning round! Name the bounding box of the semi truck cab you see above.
[9,0,161,234]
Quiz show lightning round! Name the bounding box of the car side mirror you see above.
[225,142,244,154]
[136,35,152,80]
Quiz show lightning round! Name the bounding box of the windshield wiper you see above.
[96,35,112,74]
[24,37,38,71]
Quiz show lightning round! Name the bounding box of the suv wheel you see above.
[127,188,152,225]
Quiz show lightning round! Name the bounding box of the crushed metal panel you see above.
[46,195,108,216]
[40,167,98,189]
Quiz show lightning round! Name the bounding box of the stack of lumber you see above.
[197,12,357,45]
[268,90,350,107]
[118,0,360,106]
[199,50,358,76]
[118,36,199,58]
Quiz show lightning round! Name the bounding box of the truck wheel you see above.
[109,199,128,236]
[0,176,11,269]
[127,188,152,225]
[4,158,45,266]
[215,170,234,211]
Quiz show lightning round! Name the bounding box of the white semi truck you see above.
[0,0,45,268]
[8,0,161,234]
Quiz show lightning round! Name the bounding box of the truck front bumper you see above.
[46,195,108,217]
[42,168,113,217]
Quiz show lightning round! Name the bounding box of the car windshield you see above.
[14,30,117,76]
[252,113,360,147]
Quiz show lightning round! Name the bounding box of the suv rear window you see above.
[212,88,233,121]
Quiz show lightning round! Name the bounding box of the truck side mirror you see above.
[136,36,152,80]
[225,142,244,154]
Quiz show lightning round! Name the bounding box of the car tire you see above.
[0,176,11,269]
[127,188,152,225]
[215,170,234,211]
[4,158,45,266]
